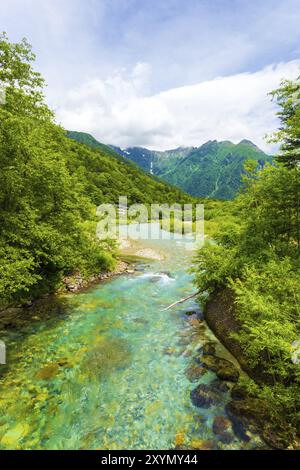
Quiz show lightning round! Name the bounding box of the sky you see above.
[1,0,300,151]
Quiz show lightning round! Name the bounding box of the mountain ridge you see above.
[67,131,273,200]
[65,130,194,205]
[110,139,273,199]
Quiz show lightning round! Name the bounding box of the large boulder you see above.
[185,363,207,382]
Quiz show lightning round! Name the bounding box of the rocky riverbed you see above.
[0,226,269,450]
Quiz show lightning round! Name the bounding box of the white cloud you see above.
[56,60,300,152]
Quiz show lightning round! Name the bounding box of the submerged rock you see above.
[201,355,239,382]
[36,363,59,380]
[57,357,73,368]
[148,271,175,283]
[188,317,203,328]
[201,354,219,370]
[1,423,30,447]
[185,363,207,382]
[178,336,192,346]
[226,413,251,443]
[211,378,230,393]
[190,383,223,408]
[174,432,186,448]
[35,357,73,381]
[218,432,234,445]
[225,396,291,449]
[202,342,217,356]
[82,336,131,378]
[190,439,216,450]
[163,347,178,356]
[213,415,231,434]
[132,317,149,325]
[149,275,163,283]
[212,416,234,444]
[159,271,174,278]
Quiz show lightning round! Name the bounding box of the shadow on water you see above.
[0,296,73,373]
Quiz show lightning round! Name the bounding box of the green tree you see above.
[193,76,300,443]
[270,73,300,167]
[0,34,113,306]
[0,34,190,307]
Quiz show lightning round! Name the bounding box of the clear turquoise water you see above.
[0,233,262,450]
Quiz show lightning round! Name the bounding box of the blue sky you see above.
[1,0,300,150]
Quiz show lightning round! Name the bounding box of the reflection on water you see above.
[0,228,263,449]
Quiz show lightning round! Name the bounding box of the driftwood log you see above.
[162,290,200,311]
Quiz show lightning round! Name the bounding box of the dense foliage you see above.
[270,77,300,168]
[0,35,190,307]
[66,132,193,206]
[0,34,118,307]
[193,77,300,443]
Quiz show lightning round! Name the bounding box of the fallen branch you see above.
[162,290,201,311]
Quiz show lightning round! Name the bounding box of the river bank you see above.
[62,236,166,294]
[203,288,299,450]
[0,236,165,319]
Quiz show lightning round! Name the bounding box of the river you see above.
[0,227,263,449]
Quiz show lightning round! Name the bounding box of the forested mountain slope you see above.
[110,144,193,175]
[66,131,193,206]
[160,140,273,199]
[112,140,273,200]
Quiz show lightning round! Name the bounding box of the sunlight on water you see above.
[0,228,263,450]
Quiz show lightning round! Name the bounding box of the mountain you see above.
[111,140,273,200]
[110,145,193,175]
[67,131,127,161]
[68,132,272,200]
[159,140,273,199]
[66,131,193,205]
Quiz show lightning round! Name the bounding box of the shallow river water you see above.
[0,229,263,449]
